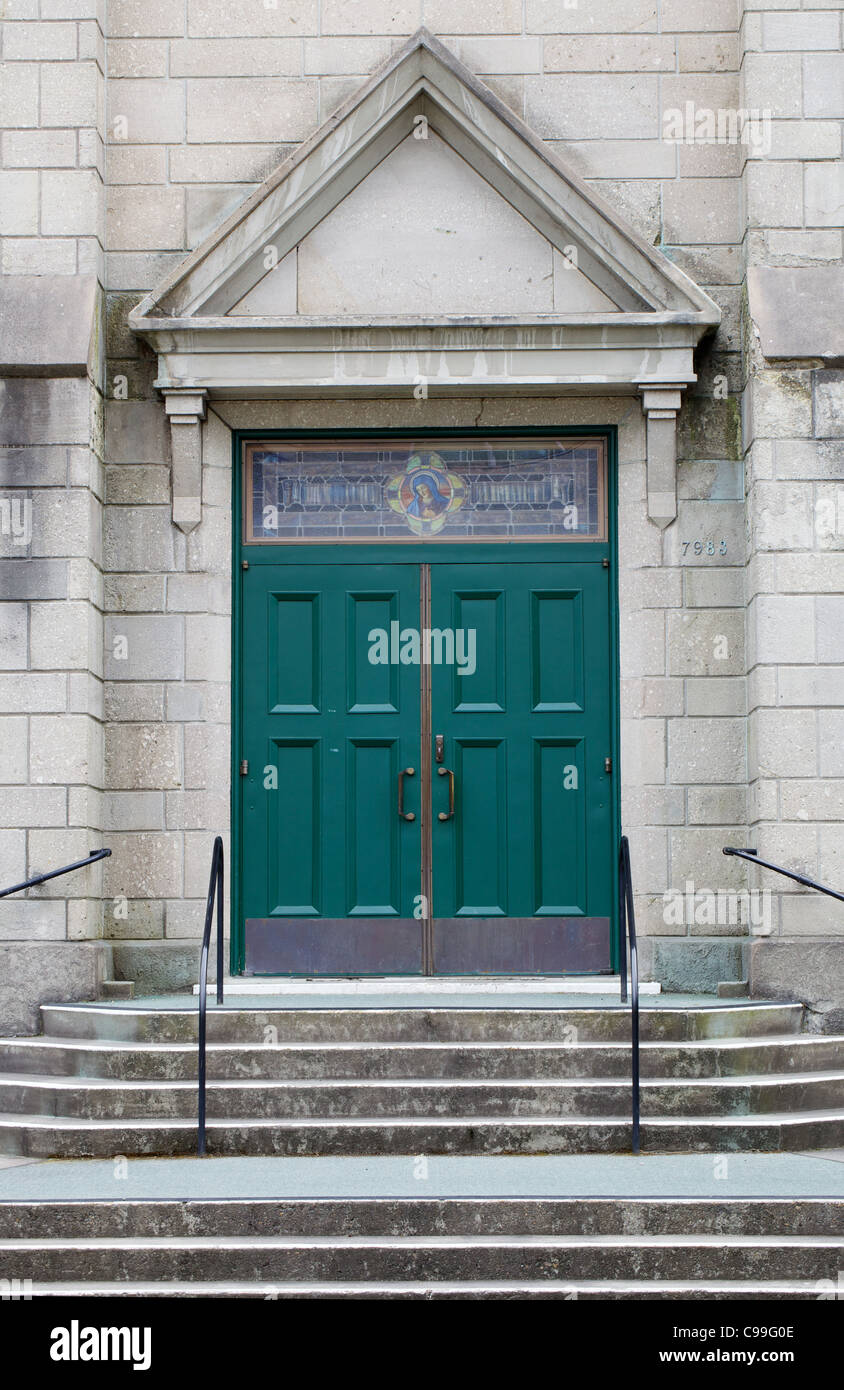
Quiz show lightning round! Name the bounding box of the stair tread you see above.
[15,1278,831,1296]
[2,1033,842,1051]
[2,1232,843,1249]
[1,1109,843,1129]
[2,1070,842,1088]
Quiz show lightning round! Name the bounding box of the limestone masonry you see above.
[0,2,842,1031]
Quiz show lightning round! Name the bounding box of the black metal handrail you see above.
[0,847,111,899]
[724,846,844,904]
[197,836,224,1157]
[618,834,640,1155]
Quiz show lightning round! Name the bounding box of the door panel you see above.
[453,738,508,914]
[531,589,584,711]
[242,563,422,974]
[430,561,613,973]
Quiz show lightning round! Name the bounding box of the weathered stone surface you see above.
[813,371,844,440]
[0,560,67,600]
[0,942,112,1035]
[663,503,745,567]
[103,832,182,897]
[651,940,745,994]
[687,786,747,825]
[108,0,185,38]
[105,790,165,832]
[685,677,745,717]
[668,717,745,784]
[663,178,742,245]
[105,724,181,790]
[524,74,659,139]
[296,133,556,316]
[805,162,844,228]
[527,0,657,33]
[103,508,182,573]
[107,185,184,252]
[104,614,185,681]
[754,710,817,780]
[186,77,318,143]
[30,714,100,786]
[667,609,744,676]
[683,569,743,608]
[748,268,844,361]
[0,673,66,713]
[0,379,90,448]
[110,940,207,994]
[750,595,815,665]
[750,942,844,1028]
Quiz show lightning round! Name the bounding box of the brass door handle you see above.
[437,766,455,821]
[398,767,415,821]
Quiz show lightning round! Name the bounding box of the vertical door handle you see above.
[437,766,455,821]
[398,767,416,821]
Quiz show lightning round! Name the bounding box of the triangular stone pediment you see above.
[131,28,718,332]
[130,30,721,536]
[227,131,620,318]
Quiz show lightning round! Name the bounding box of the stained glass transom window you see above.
[245,437,606,543]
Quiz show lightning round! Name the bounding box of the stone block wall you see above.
[0,1,841,1023]
[101,397,231,990]
[741,6,844,1021]
[0,2,111,1029]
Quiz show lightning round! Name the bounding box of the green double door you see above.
[240,551,615,975]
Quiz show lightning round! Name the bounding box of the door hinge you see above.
[241,560,249,570]
[240,759,249,776]
[604,756,613,774]
[602,558,610,568]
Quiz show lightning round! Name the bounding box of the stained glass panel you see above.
[245,436,606,543]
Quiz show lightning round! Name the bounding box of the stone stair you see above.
[0,999,842,1157]
[1,1197,842,1299]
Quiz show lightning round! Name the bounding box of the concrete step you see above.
[1,1109,842,1157]
[0,1000,839,1159]
[0,1034,839,1082]
[1,1232,842,1282]
[38,1002,805,1044]
[1,1197,838,1239]
[0,1072,841,1120]
[15,1278,831,1299]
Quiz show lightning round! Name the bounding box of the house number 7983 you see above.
[681,540,728,556]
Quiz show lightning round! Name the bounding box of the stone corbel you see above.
[639,386,686,529]
[163,389,208,533]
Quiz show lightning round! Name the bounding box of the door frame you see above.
[230,425,621,976]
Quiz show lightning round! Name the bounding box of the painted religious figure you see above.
[386,452,466,536]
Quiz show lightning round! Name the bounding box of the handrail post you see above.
[197,835,224,1157]
[619,835,640,1155]
[630,901,640,1156]
[198,927,208,1157]
[216,849,224,1007]
[618,840,628,1004]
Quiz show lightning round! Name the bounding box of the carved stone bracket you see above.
[640,385,686,529]
[163,389,207,533]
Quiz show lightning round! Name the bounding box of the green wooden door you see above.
[239,553,614,976]
[241,562,424,974]
[429,561,613,973]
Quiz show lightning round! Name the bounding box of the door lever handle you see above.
[398,767,415,821]
[437,765,455,821]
